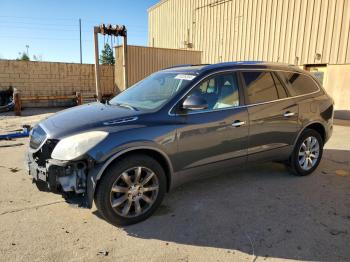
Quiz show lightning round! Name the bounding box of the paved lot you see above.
[0,109,349,262]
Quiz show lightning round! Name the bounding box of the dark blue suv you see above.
[27,62,334,225]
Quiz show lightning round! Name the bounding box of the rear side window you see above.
[242,71,280,104]
[279,72,319,96]
[272,73,288,99]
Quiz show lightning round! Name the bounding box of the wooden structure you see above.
[13,92,97,116]
[93,24,127,101]
[114,45,202,90]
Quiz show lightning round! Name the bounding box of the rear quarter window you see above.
[241,71,279,104]
[279,72,319,96]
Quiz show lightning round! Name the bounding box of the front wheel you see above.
[289,129,323,176]
[95,154,166,226]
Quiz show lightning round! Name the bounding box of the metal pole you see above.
[79,19,82,64]
[122,33,128,89]
[94,26,102,101]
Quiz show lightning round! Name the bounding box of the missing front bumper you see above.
[27,157,90,207]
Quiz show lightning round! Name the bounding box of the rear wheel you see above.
[289,129,323,176]
[95,154,166,226]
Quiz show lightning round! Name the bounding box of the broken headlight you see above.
[51,131,108,161]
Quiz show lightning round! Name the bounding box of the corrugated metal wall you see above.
[114,45,202,89]
[148,0,350,65]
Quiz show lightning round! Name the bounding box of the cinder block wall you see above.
[0,60,115,107]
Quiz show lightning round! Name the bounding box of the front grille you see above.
[30,125,47,150]
[33,139,59,166]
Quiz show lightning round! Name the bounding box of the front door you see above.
[173,72,249,172]
[239,70,299,162]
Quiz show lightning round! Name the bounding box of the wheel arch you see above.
[95,146,173,192]
[305,122,326,142]
[294,121,326,146]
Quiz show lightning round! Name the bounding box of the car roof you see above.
[161,61,305,75]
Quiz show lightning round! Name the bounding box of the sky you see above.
[0,0,159,63]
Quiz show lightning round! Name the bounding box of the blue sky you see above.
[0,0,159,63]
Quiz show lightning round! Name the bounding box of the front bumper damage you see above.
[27,124,106,208]
[27,152,98,208]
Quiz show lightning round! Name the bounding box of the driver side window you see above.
[186,73,240,111]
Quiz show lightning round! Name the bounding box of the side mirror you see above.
[182,95,208,110]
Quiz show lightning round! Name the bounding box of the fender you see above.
[292,120,327,147]
[85,146,174,208]
[95,145,174,181]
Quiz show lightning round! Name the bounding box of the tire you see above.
[288,128,323,176]
[95,154,166,226]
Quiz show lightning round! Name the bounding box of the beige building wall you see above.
[325,64,350,110]
[114,45,202,90]
[149,0,350,65]
[0,60,114,106]
[148,0,350,109]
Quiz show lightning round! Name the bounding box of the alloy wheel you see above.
[110,166,159,218]
[298,136,320,171]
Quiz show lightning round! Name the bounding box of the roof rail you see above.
[236,61,299,67]
[162,64,210,70]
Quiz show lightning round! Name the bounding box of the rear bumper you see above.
[324,118,333,143]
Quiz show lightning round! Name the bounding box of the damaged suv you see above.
[27,62,334,226]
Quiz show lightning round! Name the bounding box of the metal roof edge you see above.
[147,0,170,12]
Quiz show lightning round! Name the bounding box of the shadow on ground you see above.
[93,148,350,261]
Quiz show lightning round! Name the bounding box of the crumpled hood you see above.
[40,102,143,139]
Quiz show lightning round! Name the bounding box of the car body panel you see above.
[246,99,299,162]
[39,102,147,139]
[87,122,178,164]
[173,107,249,170]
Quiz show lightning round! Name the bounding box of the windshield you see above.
[109,71,196,110]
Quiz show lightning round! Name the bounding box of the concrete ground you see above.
[0,108,349,262]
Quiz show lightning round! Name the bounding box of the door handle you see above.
[232,120,246,127]
[283,111,296,117]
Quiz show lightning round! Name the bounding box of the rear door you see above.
[240,70,299,162]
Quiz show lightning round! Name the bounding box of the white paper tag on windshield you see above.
[175,74,196,81]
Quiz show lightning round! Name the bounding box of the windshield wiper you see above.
[114,102,138,111]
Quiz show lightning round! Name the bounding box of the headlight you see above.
[51,131,108,161]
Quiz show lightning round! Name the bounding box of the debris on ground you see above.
[9,167,20,173]
[329,229,348,236]
[97,250,109,256]
[0,165,22,174]
[335,170,349,176]
[0,125,31,140]
[0,143,24,148]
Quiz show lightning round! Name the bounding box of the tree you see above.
[17,52,30,61]
[99,43,115,65]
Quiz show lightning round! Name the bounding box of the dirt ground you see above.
[0,108,349,262]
